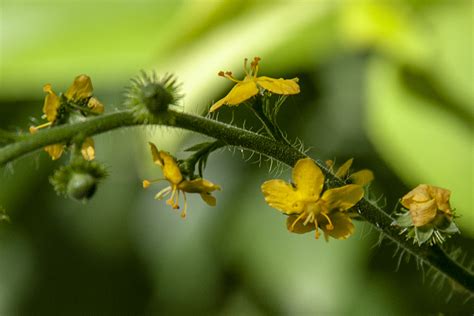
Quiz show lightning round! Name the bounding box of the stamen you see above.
[243,58,249,75]
[143,178,165,188]
[321,212,334,230]
[154,186,172,200]
[218,71,225,77]
[181,192,187,219]
[290,212,306,231]
[303,212,314,226]
[173,190,180,209]
[29,121,52,133]
[166,187,177,207]
[250,57,261,77]
[314,220,320,239]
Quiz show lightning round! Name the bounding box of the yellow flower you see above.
[29,75,103,160]
[261,158,364,240]
[326,158,374,186]
[209,57,300,112]
[401,184,452,227]
[143,142,220,218]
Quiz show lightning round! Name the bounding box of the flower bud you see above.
[50,160,107,202]
[125,72,181,121]
[67,173,97,201]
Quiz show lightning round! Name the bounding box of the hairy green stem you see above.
[0,108,472,293]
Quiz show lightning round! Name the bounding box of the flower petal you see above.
[335,158,353,178]
[349,169,374,186]
[87,97,105,114]
[322,184,364,211]
[286,215,315,234]
[257,76,300,95]
[292,158,324,199]
[401,184,431,208]
[209,80,258,112]
[200,193,217,206]
[320,212,354,240]
[428,186,451,214]
[179,178,220,193]
[261,179,303,214]
[65,74,93,100]
[409,199,437,227]
[81,138,95,161]
[42,84,60,122]
[160,151,183,185]
[148,142,163,166]
[44,144,65,160]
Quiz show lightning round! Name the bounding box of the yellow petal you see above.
[209,80,259,112]
[42,84,60,122]
[349,169,374,186]
[292,158,324,199]
[65,74,93,100]
[320,212,354,240]
[148,142,163,166]
[159,151,183,185]
[322,184,364,211]
[87,97,105,114]
[44,144,65,160]
[179,178,220,193]
[409,199,438,227]
[81,138,95,161]
[335,158,353,178]
[428,186,451,214]
[286,215,316,234]
[401,185,431,208]
[261,179,303,215]
[256,76,300,95]
[200,193,217,206]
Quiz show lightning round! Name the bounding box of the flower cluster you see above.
[143,142,220,218]
[393,184,459,245]
[29,75,104,160]
[261,158,364,240]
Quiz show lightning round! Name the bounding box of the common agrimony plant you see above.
[0,57,472,299]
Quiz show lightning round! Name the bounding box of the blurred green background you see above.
[1,0,473,314]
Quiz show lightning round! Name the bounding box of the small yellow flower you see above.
[29,75,103,160]
[209,57,300,112]
[261,158,364,240]
[143,142,220,218]
[326,158,374,186]
[401,184,452,227]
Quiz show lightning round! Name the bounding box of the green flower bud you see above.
[50,159,107,202]
[125,72,182,121]
[67,173,97,201]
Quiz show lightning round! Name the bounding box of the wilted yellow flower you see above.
[209,57,300,112]
[29,75,103,160]
[143,142,220,218]
[326,158,374,186]
[401,184,452,227]
[261,158,364,240]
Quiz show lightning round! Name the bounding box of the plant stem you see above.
[0,108,472,294]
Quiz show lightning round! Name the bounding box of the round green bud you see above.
[67,173,97,201]
[143,83,173,114]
